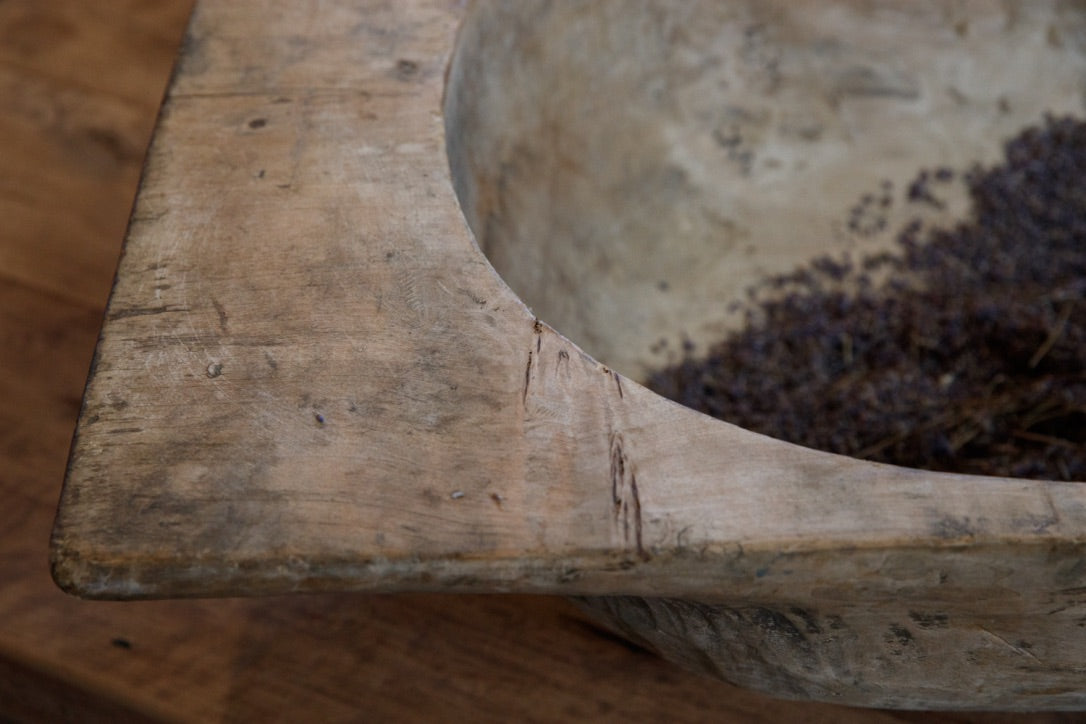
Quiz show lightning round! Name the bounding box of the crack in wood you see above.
[106,305,189,321]
[609,432,649,561]
[522,349,533,404]
[523,318,543,404]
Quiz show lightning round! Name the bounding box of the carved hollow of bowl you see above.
[445,0,1086,710]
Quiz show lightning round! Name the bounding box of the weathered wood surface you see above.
[46,0,1086,712]
[7,1,1073,721]
[1,2,923,721]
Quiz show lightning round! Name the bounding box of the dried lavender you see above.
[648,116,1086,481]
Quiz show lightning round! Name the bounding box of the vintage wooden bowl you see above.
[53,0,1086,710]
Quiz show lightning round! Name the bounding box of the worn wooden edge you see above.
[50,526,1086,604]
[49,0,1086,612]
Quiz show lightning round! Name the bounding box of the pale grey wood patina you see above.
[53,0,1086,709]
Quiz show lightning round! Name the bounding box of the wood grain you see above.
[1,0,1077,719]
[0,1,883,721]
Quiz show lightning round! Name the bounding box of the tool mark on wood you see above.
[979,627,1043,663]
[885,623,914,648]
[107,305,189,321]
[397,268,428,325]
[908,611,949,629]
[556,348,569,377]
[210,296,228,332]
[610,432,649,561]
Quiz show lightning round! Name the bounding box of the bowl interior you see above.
[445,0,1086,381]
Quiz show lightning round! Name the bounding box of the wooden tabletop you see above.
[6,0,1073,720]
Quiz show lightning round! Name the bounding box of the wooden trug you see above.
[52,0,1086,709]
